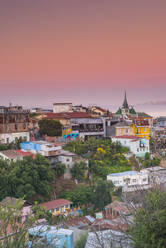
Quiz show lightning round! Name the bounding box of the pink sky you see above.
[0,0,166,112]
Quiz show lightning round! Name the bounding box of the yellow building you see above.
[114,121,150,140]
[115,122,133,136]
[131,121,150,140]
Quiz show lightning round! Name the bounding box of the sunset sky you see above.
[0,0,166,114]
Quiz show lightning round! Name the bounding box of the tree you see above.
[91,180,113,211]
[129,190,166,248]
[39,119,63,137]
[0,198,45,248]
[71,161,87,182]
[0,154,55,202]
[0,144,12,151]
[62,185,92,205]
[65,138,131,180]
[53,162,66,177]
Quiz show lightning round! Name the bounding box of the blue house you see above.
[28,225,74,248]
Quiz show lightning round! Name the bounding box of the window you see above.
[143,178,147,182]
[132,179,137,182]
[144,127,146,132]
[137,148,139,152]
[15,124,18,130]
[126,129,128,133]
[114,181,119,185]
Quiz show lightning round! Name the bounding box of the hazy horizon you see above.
[0,0,166,115]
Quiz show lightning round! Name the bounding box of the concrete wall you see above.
[53,103,72,113]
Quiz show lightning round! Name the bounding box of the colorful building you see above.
[131,120,150,140]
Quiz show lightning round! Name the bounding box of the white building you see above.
[20,141,62,157]
[53,103,73,113]
[58,150,88,179]
[107,171,149,192]
[141,166,166,187]
[112,135,149,157]
[0,132,30,144]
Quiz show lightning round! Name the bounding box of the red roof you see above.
[16,150,34,157]
[44,112,91,119]
[39,199,72,211]
[113,135,140,140]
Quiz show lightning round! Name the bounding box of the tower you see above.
[121,91,129,115]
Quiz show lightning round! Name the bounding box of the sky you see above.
[0,0,166,115]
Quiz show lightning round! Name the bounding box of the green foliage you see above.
[54,162,66,177]
[64,138,131,180]
[151,157,161,166]
[62,185,92,205]
[39,119,63,137]
[0,198,45,248]
[62,181,113,211]
[91,180,112,211]
[0,143,12,151]
[0,154,55,202]
[71,161,87,182]
[129,190,166,248]
[145,152,150,160]
[75,232,88,248]
[141,152,161,168]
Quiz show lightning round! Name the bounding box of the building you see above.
[0,149,34,162]
[88,105,108,116]
[85,229,132,248]
[72,105,88,113]
[39,199,72,216]
[53,103,73,113]
[115,92,137,117]
[141,166,166,188]
[136,112,153,126]
[156,117,166,127]
[71,116,106,140]
[112,135,149,157]
[20,141,61,156]
[103,201,131,220]
[0,197,32,223]
[0,105,30,144]
[58,150,88,179]
[114,121,133,136]
[131,120,150,140]
[29,225,74,248]
[107,171,149,192]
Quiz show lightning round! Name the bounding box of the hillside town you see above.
[0,93,166,247]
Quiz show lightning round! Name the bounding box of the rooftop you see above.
[137,112,152,118]
[0,150,23,159]
[108,171,141,177]
[39,198,72,211]
[45,112,92,119]
[104,201,131,216]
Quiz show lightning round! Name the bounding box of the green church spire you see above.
[122,91,129,109]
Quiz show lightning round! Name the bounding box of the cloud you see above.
[136,100,166,106]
